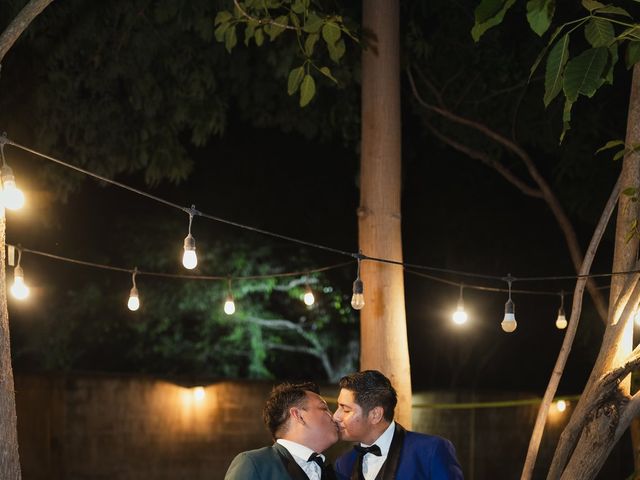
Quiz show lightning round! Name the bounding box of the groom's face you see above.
[333,388,371,442]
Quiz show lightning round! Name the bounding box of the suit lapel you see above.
[273,443,312,480]
[374,423,405,480]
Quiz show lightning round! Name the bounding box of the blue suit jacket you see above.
[335,424,463,480]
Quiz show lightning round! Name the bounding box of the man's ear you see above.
[367,406,385,425]
[290,406,305,425]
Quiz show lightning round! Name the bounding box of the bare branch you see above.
[0,0,54,67]
[426,123,543,198]
[523,175,621,480]
[233,0,297,30]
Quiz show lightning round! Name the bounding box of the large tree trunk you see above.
[359,0,412,427]
[0,211,20,479]
[547,63,640,480]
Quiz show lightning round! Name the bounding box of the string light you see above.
[555,399,567,412]
[556,291,567,330]
[127,268,140,311]
[351,253,365,310]
[452,284,468,325]
[10,249,29,300]
[224,278,236,315]
[501,275,517,333]
[0,139,24,210]
[303,278,315,306]
[182,206,198,270]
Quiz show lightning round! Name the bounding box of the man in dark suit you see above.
[333,371,463,480]
[225,382,339,480]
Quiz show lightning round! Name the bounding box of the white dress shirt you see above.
[360,420,396,480]
[277,438,325,480]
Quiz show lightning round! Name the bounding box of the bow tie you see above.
[308,452,325,468]
[354,444,382,457]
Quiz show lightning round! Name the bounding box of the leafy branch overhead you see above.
[473,0,640,140]
[214,0,357,107]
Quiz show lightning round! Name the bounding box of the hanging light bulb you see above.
[555,399,567,413]
[0,141,25,211]
[182,206,197,269]
[501,276,517,333]
[10,249,29,300]
[127,268,140,311]
[303,281,315,306]
[556,291,567,330]
[351,254,365,310]
[452,284,468,325]
[224,279,236,315]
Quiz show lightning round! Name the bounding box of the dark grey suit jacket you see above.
[225,442,336,480]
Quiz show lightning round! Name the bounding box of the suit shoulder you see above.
[405,430,454,447]
[225,446,276,480]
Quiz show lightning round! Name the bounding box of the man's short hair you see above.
[339,370,397,422]
[263,382,319,439]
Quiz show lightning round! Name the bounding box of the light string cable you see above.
[4,135,635,285]
[11,244,355,281]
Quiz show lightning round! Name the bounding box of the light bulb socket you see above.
[129,286,139,298]
[504,298,515,315]
[352,278,364,295]
[1,165,15,184]
[183,233,196,251]
[14,265,24,280]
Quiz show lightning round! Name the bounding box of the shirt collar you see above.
[276,438,325,462]
[360,420,395,456]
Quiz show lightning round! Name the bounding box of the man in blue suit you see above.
[333,371,463,480]
[225,382,339,480]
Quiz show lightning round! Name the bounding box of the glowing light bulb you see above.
[182,234,197,269]
[501,299,517,333]
[11,265,29,300]
[303,287,315,306]
[556,399,567,412]
[193,386,205,401]
[224,295,236,315]
[452,305,468,325]
[127,286,140,311]
[556,310,567,330]
[351,278,365,310]
[1,166,24,210]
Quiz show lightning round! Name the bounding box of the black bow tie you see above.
[308,452,325,468]
[354,444,382,457]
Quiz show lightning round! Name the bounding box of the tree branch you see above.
[233,0,297,30]
[0,0,53,67]
[523,174,621,480]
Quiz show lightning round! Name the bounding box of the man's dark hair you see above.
[263,382,319,439]
[339,370,397,422]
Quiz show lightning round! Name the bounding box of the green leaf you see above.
[584,18,614,47]
[322,22,341,46]
[328,38,346,63]
[581,0,605,12]
[529,25,565,78]
[563,47,608,102]
[303,12,324,33]
[299,74,316,107]
[255,28,264,46]
[544,34,570,106]
[215,11,233,26]
[560,98,573,143]
[614,149,626,161]
[224,26,238,52]
[471,0,516,42]
[319,66,338,83]
[622,187,637,196]
[267,15,289,40]
[526,0,555,37]
[292,0,305,14]
[244,19,259,46]
[603,43,618,84]
[287,66,305,95]
[626,41,640,70]
[595,5,632,17]
[215,22,230,42]
[305,33,319,56]
[596,139,624,153]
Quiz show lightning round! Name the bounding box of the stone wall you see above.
[14,373,630,479]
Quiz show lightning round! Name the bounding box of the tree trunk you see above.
[547,62,640,480]
[359,0,412,427]
[0,210,20,479]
